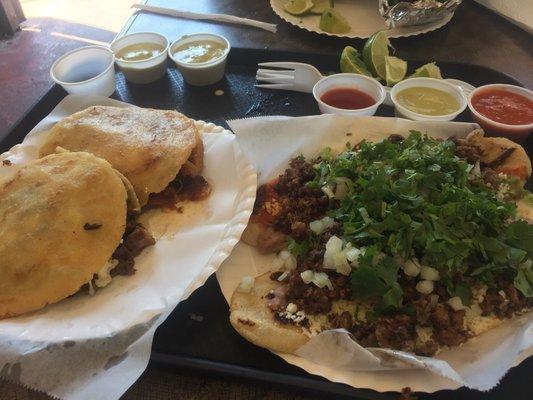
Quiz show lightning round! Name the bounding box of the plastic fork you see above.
[255,62,324,93]
[256,62,476,106]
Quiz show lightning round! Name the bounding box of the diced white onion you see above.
[447,296,466,311]
[333,252,351,275]
[300,270,314,284]
[323,235,353,275]
[277,271,290,281]
[279,251,291,260]
[312,272,333,290]
[286,303,298,314]
[420,266,440,281]
[345,247,361,263]
[416,280,434,294]
[237,276,255,293]
[284,254,297,270]
[309,220,324,234]
[309,216,335,235]
[322,185,335,199]
[326,235,343,252]
[403,260,421,277]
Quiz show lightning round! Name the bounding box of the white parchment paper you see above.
[216,114,533,393]
[0,95,257,400]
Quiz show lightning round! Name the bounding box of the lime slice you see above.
[319,8,351,34]
[362,30,391,80]
[409,62,442,79]
[340,46,372,76]
[310,0,334,14]
[284,0,314,16]
[385,56,407,86]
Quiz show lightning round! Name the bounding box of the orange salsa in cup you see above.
[471,89,533,126]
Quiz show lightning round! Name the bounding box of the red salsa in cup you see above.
[321,88,375,110]
[471,89,533,125]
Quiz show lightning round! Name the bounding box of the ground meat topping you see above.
[145,175,211,210]
[111,214,155,276]
[328,311,353,331]
[273,157,330,237]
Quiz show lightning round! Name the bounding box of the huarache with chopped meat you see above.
[231,130,533,356]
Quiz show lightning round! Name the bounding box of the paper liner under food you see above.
[0,95,257,400]
[216,114,533,392]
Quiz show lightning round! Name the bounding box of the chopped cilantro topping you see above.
[308,132,533,307]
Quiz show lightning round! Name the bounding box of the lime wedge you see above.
[409,62,442,79]
[385,56,407,86]
[340,46,372,76]
[310,0,334,14]
[362,30,391,80]
[319,8,351,34]
[284,0,314,16]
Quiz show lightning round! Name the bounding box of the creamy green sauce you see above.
[396,87,460,116]
[173,40,226,64]
[116,43,165,62]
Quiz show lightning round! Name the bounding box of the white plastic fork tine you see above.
[254,83,293,90]
[256,73,294,81]
[258,62,300,69]
[256,69,294,76]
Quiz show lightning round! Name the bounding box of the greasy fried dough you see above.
[39,106,201,205]
[230,273,309,353]
[0,152,128,318]
[465,129,532,180]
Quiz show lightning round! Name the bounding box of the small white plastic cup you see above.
[312,73,386,116]
[390,77,467,121]
[110,32,169,84]
[50,46,116,97]
[168,33,230,86]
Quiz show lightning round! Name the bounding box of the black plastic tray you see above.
[1,48,531,400]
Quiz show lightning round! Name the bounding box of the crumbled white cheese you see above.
[94,259,119,288]
[496,182,511,201]
[236,276,255,293]
[286,303,298,314]
[278,308,306,323]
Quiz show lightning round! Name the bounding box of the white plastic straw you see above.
[131,4,277,33]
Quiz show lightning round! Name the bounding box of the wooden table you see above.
[1,1,532,399]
